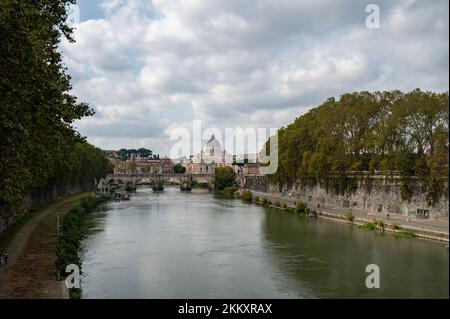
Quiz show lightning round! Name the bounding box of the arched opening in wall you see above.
[105,178,121,190]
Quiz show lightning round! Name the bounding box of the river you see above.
[80,186,449,299]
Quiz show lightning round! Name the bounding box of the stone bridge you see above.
[98,173,214,191]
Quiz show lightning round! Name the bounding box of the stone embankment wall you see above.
[238,175,449,218]
[0,179,95,235]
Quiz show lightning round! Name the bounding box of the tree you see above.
[117,149,128,161]
[0,0,110,219]
[137,148,153,158]
[268,90,449,203]
[127,160,137,173]
[174,164,186,174]
[214,167,236,190]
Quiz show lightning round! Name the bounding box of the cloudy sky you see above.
[62,0,449,156]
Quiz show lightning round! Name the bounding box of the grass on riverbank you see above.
[360,222,376,231]
[57,194,111,299]
[241,190,252,202]
[0,193,89,299]
[0,197,72,253]
[0,211,33,253]
[394,231,417,238]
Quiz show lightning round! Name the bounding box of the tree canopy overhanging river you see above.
[80,186,449,299]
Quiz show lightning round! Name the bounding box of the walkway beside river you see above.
[250,191,449,241]
[0,193,88,299]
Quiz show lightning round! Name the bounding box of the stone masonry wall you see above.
[0,179,95,235]
[239,175,449,219]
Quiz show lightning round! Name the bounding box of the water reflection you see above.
[80,186,448,299]
[261,211,449,298]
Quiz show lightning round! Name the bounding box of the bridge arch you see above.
[98,173,215,192]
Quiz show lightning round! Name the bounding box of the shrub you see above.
[391,223,401,231]
[58,194,110,299]
[395,231,417,238]
[295,201,307,213]
[262,198,268,206]
[274,201,281,207]
[253,196,260,203]
[214,167,236,190]
[361,223,375,231]
[282,203,287,209]
[224,186,238,195]
[79,196,99,211]
[374,219,386,228]
[241,190,253,202]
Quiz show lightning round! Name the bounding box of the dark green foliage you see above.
[425,175,447,206]
[214,167,236,190]
[399,178,413,201]
[117,148,157,161]
[395,231,417,238]
[136,148,153,158]
[267,90,449,204]
[361,223,376,231]
[0,0,111,219]
[174,164,186,174]
[57,194,110,298]
[295,201,307,213]
[223,186,238,195]
[241,190,252,202]
[363,175,373,193]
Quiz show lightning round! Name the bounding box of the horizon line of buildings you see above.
[104,135,261,175]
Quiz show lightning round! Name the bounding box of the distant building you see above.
[184,135,234,174]
[116,154,174,173]
[242,163,260,175]
[234,153,259,164]
[233,154,261,175]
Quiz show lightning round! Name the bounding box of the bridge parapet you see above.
[99,173,214,191]
[108,173,213,178]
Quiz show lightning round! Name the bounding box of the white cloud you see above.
[62,0,449,155]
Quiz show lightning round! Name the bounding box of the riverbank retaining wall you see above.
[0,179,95,235]
[238,175,449,219]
